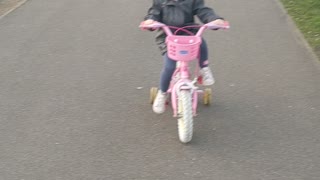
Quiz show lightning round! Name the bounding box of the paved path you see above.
[1,0,320,179]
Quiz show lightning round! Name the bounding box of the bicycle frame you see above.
[140,21,229,117]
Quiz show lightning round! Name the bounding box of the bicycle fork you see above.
[171,79,199,117]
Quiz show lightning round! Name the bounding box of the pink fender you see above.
[171,79,195,117]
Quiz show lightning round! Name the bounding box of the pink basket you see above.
[166,35,202,61]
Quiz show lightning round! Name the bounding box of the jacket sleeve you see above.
[193,0,223,23]
[144,0,162,21]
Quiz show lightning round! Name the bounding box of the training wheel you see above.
[150,87,158,104]
[203,88,212,105]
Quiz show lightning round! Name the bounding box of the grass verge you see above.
[280,0,320,58]
[0,0,27,19]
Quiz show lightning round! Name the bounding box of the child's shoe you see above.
[152,90,167,114]
[199,67,215,86]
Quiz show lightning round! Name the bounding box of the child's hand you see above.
[142,19,155,25]
[209,19,226,26]
[208,19,229,30]
[140,19,157,31]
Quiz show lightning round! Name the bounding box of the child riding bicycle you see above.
[142,0,227,114]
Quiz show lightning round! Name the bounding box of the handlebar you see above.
[139,21,230,37]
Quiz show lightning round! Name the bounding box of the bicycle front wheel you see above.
[177,90,193,143]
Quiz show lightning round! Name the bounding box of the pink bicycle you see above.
[140,22,229,143]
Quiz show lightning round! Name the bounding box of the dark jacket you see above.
[144,0,223,55]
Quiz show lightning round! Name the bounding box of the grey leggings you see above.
[160,38,209,92]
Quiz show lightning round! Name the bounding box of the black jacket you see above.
[144,0,223,54]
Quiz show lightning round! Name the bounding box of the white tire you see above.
[177,90,193,143]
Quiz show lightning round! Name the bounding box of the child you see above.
[142,0,226,114]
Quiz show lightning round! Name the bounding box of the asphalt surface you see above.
[1,0,320,179]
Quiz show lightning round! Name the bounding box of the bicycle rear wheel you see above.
[203,88,212,105]
[150,87,158,104]
[177,90,193,143]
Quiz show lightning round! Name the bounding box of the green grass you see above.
[281,0,320,57]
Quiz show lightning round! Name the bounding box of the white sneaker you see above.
[152,91,167,114]
[200,67,215,86]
